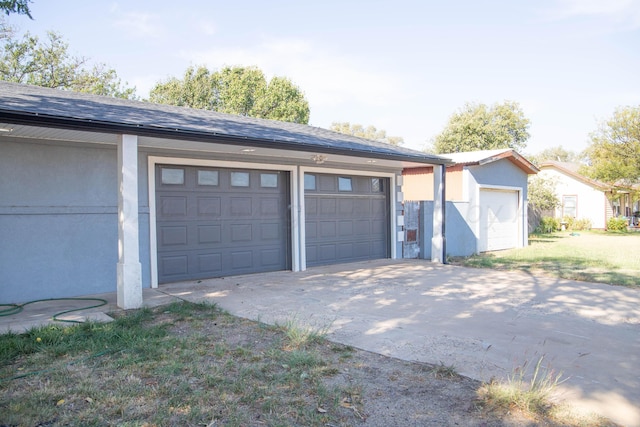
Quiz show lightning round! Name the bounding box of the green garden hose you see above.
[0,297,109,324]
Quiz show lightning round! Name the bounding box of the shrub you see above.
[572,218,592,231]
[537,217,560,233]
[607,217,628,231]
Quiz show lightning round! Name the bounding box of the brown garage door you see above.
[156,165,290,283]
[304,173,390,266]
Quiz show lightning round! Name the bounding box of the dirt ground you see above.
[191,311,610,427]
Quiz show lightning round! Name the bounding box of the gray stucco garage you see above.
[0,81,450,308]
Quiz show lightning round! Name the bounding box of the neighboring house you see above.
[0,82,451,308]
[538,161,640,229]
[403,148,538,257]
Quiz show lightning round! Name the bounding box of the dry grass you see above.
[0,301,620,426]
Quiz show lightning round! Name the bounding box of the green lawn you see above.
[450,231,640,287]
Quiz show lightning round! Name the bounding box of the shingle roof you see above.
[0,81,449,165]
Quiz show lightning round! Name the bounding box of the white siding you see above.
[538,169,607,229]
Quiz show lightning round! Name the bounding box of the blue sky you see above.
[5,0,639,154]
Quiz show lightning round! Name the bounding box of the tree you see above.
[1,0,32,18]
[0,23,136,98]
[528,175,560,212]
[149,65,310,124]
[330,122,404,145]
[527,145,582,166]
[432,101,530,154]
[581,106,640,186]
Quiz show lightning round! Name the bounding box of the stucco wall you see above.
[538,168,607,229]
[2,140,114,302]
[420,201,476,258]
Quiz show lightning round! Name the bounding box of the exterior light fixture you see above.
[311,154,328,164]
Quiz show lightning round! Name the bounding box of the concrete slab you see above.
[0,288,180,334]
[1,259,638,425]
[160,259,640,427]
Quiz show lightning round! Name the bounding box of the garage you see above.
[156,164,291,283]
[478,188,519,252]
[304,173,390,266]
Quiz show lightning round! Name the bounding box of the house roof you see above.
[442,148,539,174]
[0,82,450,165]
[538,161,612,191]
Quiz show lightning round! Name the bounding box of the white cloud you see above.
[551,0,640,28]
[110,4,165,38]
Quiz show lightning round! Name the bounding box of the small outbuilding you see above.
[0,82,450,308]
[403,148,538,257]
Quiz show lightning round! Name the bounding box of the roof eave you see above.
[0,110,452,166]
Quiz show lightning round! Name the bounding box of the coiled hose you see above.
[0,297,109,324]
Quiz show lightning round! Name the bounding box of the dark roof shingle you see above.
[0,82,448,165]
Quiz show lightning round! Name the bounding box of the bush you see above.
[563,216,592,231]
[572,218,592,231]
[537,217,560,233]
[607,217,628,231]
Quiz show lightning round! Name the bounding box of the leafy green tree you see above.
[581,106,640,186]
[528,175,560,212]
[527,145,581,166]
[330,122,404,145]
[149,65,310,124]
[1,0,32,18]
[432,101,530,154]
[0,23,136,98]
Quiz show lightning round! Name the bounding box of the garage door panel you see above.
[231,251,253,269]
[320,198,337,214]
[160,255,188,277]
[159,196,187,217]
[230,197,252,215]
[197,253,222,273]
[305,222,317,239]
[354,220,369,235]
[197,197,221,217]
[371,240,386,257]
[339,199,354,215]
[261,249,282,266]
[354,199,371,215]
[337,243,353,259]
[159,225,188,246]
[230,224,253,242]
[338,220,353,237]
[260,197,280,215]
[319,221,336,238]
[156,165,290,283]
[318,244,336,261]
[372,199,386,215]
[305,173,390,267]
[197,225,221,244]
[305,198,317,215]
[260,223,281,240]
[479,189,519,252]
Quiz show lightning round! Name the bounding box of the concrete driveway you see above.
[161,259,640,427]
[2,259,638,425]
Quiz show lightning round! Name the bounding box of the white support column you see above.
[431,164,445,263]
[117,134,143,309]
